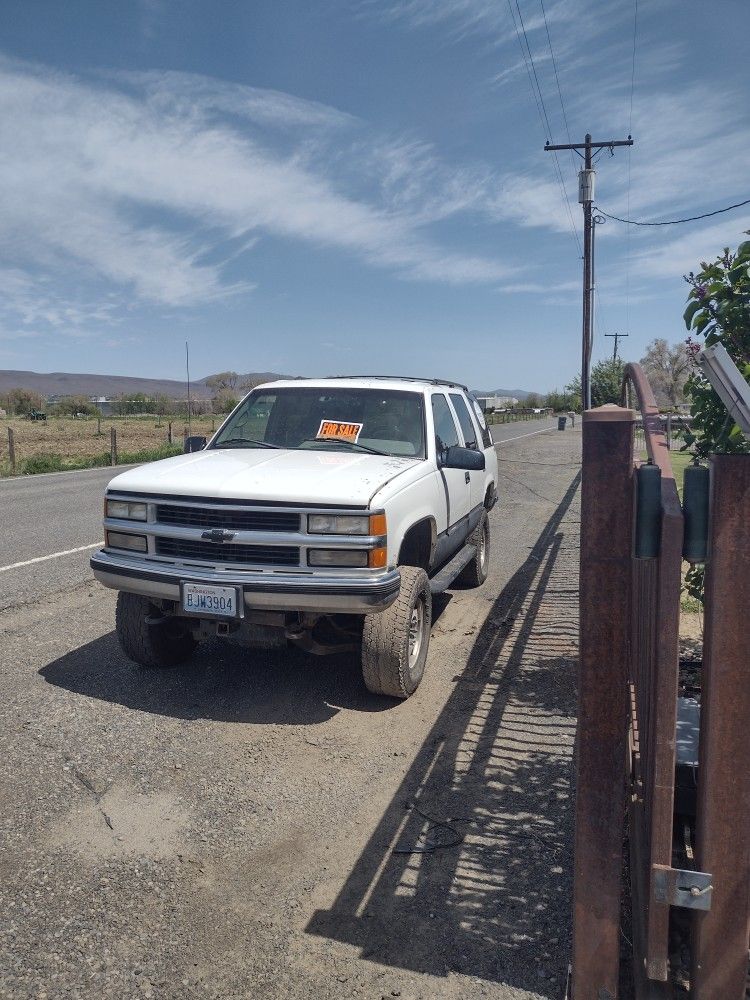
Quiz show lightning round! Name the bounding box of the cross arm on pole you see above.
[544,138,633,152]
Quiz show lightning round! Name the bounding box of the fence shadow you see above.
[306,471,581,994]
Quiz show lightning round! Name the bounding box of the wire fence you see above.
[0,414,218,477]
[633,414,693,460]
[485,409,558,425]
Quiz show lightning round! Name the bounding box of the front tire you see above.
[361,566,432,699]
[115,592,197,670]
[458,509,490,587]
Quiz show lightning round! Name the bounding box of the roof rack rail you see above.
[322,375,470,392]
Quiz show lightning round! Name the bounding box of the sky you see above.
[0,0,748,392]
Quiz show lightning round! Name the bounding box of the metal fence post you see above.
[575,404,635,1000]
[110,427,117,466]
[691,454,750,1000]
[8,427,16,474]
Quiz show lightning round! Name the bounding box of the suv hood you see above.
[108,448,422,507]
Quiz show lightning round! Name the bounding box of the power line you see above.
[537,0,582,257]
[595,197,750,227]
[506,0,582,257]
[538,0,573,146]
[625,0,638,339]
[515,0,554,139]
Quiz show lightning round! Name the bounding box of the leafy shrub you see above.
[681,235,750,603]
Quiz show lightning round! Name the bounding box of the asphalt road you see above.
[0,417,562,613]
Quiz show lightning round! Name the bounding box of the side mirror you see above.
[440,445,485,471]
[184,435,207,453]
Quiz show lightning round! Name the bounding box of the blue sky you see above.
[0,0,748,391]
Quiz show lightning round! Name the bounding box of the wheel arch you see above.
[397,516,437,571]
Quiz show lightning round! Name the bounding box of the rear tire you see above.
[458,509,490,587]
[361,566,432,699]
[115,592,197,669]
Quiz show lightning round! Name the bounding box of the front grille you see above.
[155,538,299,566]
[156,504,300,533]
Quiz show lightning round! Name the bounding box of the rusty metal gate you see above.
[573,364,750,999]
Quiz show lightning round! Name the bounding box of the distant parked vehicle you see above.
[26,409,47,421]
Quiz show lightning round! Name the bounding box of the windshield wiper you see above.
[295,437,389,456]
[213,437,279,450]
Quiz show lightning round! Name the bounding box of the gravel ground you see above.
[0,427,581,1000]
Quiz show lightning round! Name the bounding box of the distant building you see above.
[91,396,114,416]
[476,395,519,412]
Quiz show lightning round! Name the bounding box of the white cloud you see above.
[0,56,523,339]
[632,215,750,280]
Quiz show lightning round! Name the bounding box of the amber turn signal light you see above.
[369,513,386,536]
[368,547,387,569]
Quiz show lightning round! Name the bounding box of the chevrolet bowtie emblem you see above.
[201,528,236,543]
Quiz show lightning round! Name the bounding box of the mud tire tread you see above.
[458,510,490,588]
[115,592,196,670]
[361,566,431,699]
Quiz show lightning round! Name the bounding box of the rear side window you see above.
[450,393,480,450]
[431,393,460,455]
[469,396,493,448]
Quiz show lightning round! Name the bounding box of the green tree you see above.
[205,371,239,393]
[53,395,97,416]
[566,358,625,409]
[683,238,750,459]
[0,387,44,415]
[639,338,691,406]
[544,389,576,412]
[681,236,750,604]
[213,390,239,414]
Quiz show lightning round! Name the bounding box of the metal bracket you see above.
[652,864,713,911]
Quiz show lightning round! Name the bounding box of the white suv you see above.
[92,377,498,698]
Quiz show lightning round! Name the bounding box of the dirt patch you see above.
[48,787,191,860]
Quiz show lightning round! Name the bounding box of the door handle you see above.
[465,471,471,484]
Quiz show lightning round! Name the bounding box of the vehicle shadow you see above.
[306,471,581,995]
[39,595,453,726]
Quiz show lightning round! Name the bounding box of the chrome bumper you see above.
[90,550,401,615]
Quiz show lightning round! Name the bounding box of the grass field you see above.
[0,415,219,476]
[669,449,692,497]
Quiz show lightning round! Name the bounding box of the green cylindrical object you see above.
[682,463,710,563]
[635,463,662,558]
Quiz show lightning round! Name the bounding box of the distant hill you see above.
[472,388,533,400]
[0,370,535,401]
[0,370,285,399]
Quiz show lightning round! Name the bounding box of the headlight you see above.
[308,549,368,567]
[106,499,147,521]
[105,531,148,553]
[308,513,386,535]
[308,514,369,535]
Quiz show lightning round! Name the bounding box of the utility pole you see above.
[545,134,633,410]
[185,341,192,437]
[605,332,629,360]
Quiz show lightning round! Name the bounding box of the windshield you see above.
[212,387,426,458]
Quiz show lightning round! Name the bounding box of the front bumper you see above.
[90,550,401,615]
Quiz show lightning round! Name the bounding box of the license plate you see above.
[181,583,239,618]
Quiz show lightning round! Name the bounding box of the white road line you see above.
[493,425,558,444]
[0,542,102,573]
[0,464,133,485]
